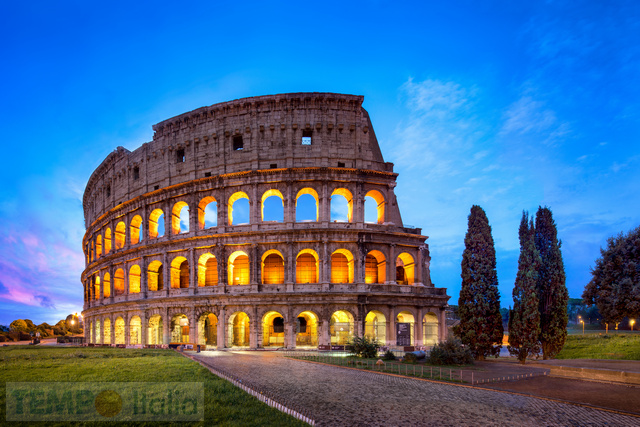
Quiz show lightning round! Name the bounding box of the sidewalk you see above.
[530,358,640,385]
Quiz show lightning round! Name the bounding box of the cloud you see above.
[35,295,56,309]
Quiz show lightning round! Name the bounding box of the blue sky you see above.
[1,1,639,325]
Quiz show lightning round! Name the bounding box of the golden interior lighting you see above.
[170,256,189,288]
[147,315,162,345]
[296,250,318,284]
[148,208,164,239]
[128,265,141,293]
[113,269,125,295]
[171,201,189,235]
[197,196,217,229]
[103,272,111,297]
[130,215,142,244]
[129,316,142,344]
[423,312,439,345]
[147,260,163,291]
[103,318,111,344]
[114,317,125,344]
[331,249,354,283]
[197,253,218,287]
[114,221,126,249]
[229,312,250,347]
[228,251,249,285]
[262,250,284,284]
[227,192,249,226]
[396,252,415,285]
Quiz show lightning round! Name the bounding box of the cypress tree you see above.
[535,207,568,359]
[456,205,503,360]
[508,212,541,364]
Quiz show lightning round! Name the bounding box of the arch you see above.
[130,215,143,244]
[104,228,112,254]
[330,310,354,345]
[94,276,100,300]
[114,317,125,344]
[89,321,93,343]
[129,315,142,345]
[197,313,218,346]
[397,310,416,345]
[364,310,386,343]
[261,189,284,222]
[96,235,102,258]
[103,318,111,344]
[296,249,319,284]
[95,319,101,344]
[170,256,189,288]
[170,314,189,343]
[114,221,126,249]
[148,315,163,345]
[364,190,385,224]
[103,272,111,298]
[262,311,285,347]
[331,249,354,283]
[396,252,415,285]
[147,260,164,291]
[423,312,439,346]
[228,191,250,226]
[149,209,165,239]
[331,188,353,222]
[228,251,249,286]
[197,253,218,287]
[113,268,125,296]
[296,187,319,222]
[198,196,217,229]
[365,250,386,284]
[296,310,319,347]
[228,311,250,347]
[171,201,190,235]
[261,250,284,284]
[129,265,141,293]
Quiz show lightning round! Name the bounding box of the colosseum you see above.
[81,92,450,350]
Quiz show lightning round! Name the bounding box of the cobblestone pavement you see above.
[192,351,640,426]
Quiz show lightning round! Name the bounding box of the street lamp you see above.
[580,319,585,335]
[631,319,636,331]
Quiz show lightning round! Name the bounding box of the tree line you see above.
[0,315,82,342]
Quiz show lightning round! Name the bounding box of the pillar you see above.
[416,307,424,347]
[217,307,226,349]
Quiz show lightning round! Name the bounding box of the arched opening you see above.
[396,253,415,285]
[129,265,141,293]
[171,314,189,343]
[296,249,319,284]
[113,269,125,296]
[198,313,218,346]
[148,315,163,345]
[261,189,284,222]
[115,221,126,249]
[365,250,386,284]
[114,317,125,344]
[94,276,100,300]
[330,310,354,345]
[172,201,190,235]
[104,228,112,254]
[130,316,142,345]
[103,318,111,344]
[331,188,353,222]
[147,260,163,291]
[262,250,284,284]
[96,235,102,258]
[89,321,93,343]
[296,188,319,222]
[228,312,250,347]
[95,319,101,344]
[228,192,250,226]
[262,311,285,347]
[331,249,354,283]
[397,311,416,345]
[170,256,189,288]
[364,190,385,224]
[130,215,143,244]
[296,311,319,347]
[149,209,165,239]
[197,253,218,287]
[423,312,439,346]
[198,196,217,229]
[228,251,249,286]
[365,311,386,343]
[103,273,111,298]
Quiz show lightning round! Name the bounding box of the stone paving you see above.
[192,351,640,426]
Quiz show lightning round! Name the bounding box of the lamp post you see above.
[580,319,584,335]
[631,319,636,331]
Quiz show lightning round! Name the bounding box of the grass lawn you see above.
[556,333,640,360]
[0,346,305,426]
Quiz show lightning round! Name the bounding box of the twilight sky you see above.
[1,1,639,326]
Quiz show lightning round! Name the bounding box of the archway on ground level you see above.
[365,250,386,284]
[170,314,189,343]
[423,312,439,346]
[198,253,218,287]
[261,189,284,222]
[262,311,285,347]
[296,311,318,347]
[148,315,163,345]
[130,316,142,345]
[104,228,112,254]
[365,310,386,343]
[262,250,284,284]
[147,260,164,291]
[115,221,126,249]
[114,269,125,296]
[130,215,143,244]
[364,190,385,224]
[228,251,249,286]
[397,311,415,345]
[228,192,250,226]
[172,201,190,234]
[95,319,101,344]
[170,256,189,288]
[331,249,354,283]
[228,312,250,347]
[103,318,111,344]
[296,188,319,222]
[396,253,415,285]
[198,313,218,346]
[114,317,125,345]
[129,265,141,293]
[198,196,217,229]
[331,188,353,222]
[149,209,165,239]
[296,249,319,283]
[89,321,93,343]
[330,310,354,345]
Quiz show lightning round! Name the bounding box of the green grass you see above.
[556,333,640,360]
[0,346,306,426]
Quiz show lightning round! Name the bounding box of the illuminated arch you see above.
[364,310,386,343]
[103,272,111,298]
[94,276,100,300]
[104,228,112,254]
[96,235,102,258]
[296,249,319,284]
[228,191,250,226]
[396,252,415,285]
[261,250,284,284]
[295,310,319,347]
[228,311,250,347]
[197,312,218,346]
[114,221,126,249]
[103,318,111,344]
[171,201,190,235]
[170,256,189,288]
[147,260,163,291]
[130,215,143,244]
[148,209,165,239]
[331,188,353,222]
[129,265,141,293]
[95,319,101,344]
[365,250,386,284]
[296,187,319,222]
[228,251,249,286]
[198,196,217,229]
[331,249,354,283]
[423,312,439,346]
[113,268,125,296]
[365,190,385,224]
[261,189,284,222]
[197,253,218,287]
[397,310,416,345]
[170,314,189,343]
[262,311,285,347]
[148,315,163,345]
[129,315,142,345]
[114,317,125,344]
[330,310,354,345]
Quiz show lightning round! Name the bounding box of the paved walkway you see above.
[191,351,639,426]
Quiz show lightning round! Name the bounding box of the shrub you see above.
[347,335,380,358]
[382,350,396,361]
[404,352,418,363]
[428,337,474,365]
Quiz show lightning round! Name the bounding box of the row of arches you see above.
[85,187,387,263]
[86,248,416,301]
[87,309,440,348]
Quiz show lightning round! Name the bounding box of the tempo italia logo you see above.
[6,382,204,421]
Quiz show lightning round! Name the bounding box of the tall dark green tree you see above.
[535,207,568,359]
[508,212,541,364]
[456,205,503,360]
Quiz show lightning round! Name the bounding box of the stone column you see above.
[354,183,364,225]
[217,306,226,349]
[109,315,115,346]
[415,307,424,347]
[249,307,258,349]
[439,308,447,343]
[140,312,147,347]
[250,244,258,286]
[163,252,170,297]
[189,248,196,295]
[189,309,197,344]
[286,242,294,286]
[123,263,129,301]
[124,313,130,346]
[108,265,114,304]
[141,256,148,298]
[162,309,171,346]
[389,306,396,346]
[320,181,329,224]
[387,244,396,284]
[285,318,295,349]
[284,181,294,225]
[319,319,330,346]
[99,316,105,345]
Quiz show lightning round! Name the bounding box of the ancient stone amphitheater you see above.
[81,93,449,349]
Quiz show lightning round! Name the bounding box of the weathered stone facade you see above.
[81,93,449,349]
